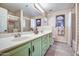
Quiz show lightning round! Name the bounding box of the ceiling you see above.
[0,3,41,17]
[0,3,75,17]
[40,3,75,13]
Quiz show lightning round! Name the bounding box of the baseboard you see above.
[54,41,67,44]
[54,40,67,43]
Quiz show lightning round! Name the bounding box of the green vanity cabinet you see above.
[32,37,41,56]
[41,33,52,56]
[2,37,42,56]
[1,33,52,56]
[41,35,49,56]
[2,42,31,56]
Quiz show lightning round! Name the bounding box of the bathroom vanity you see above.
[0,6,53,56]
[0,31,53,56]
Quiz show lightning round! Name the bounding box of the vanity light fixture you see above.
[34,3,45,13]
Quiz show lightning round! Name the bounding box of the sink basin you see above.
[0,34,33,50]
[12,36,30,41]
[11,34,35,41]
[0,37,16,48]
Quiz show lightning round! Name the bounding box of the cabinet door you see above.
[2,42,31,56]
[46,34,50,49]
[49,33,53,45]
[32,37,41,56]
[41,35,48,56]
[41,34,51,56]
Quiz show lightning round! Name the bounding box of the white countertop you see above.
[0,30,52,54]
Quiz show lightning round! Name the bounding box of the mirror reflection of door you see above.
[8,19,20,33]
[56,15,65,36]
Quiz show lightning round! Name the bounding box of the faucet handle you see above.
[18,33,21,37]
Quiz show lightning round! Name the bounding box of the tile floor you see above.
[45,41,74,56]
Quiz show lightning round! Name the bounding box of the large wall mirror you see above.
[0,7,21,34]
[0,7,31,34]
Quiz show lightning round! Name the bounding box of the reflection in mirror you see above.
[23,17,31,32]
[8,15,21,33]
[0,7,8,33]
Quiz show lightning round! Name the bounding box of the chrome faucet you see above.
[14,33,21,38]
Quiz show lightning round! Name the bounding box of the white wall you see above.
[77,4,79,55]
[67,12,72,45]
[47,9,72,43]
